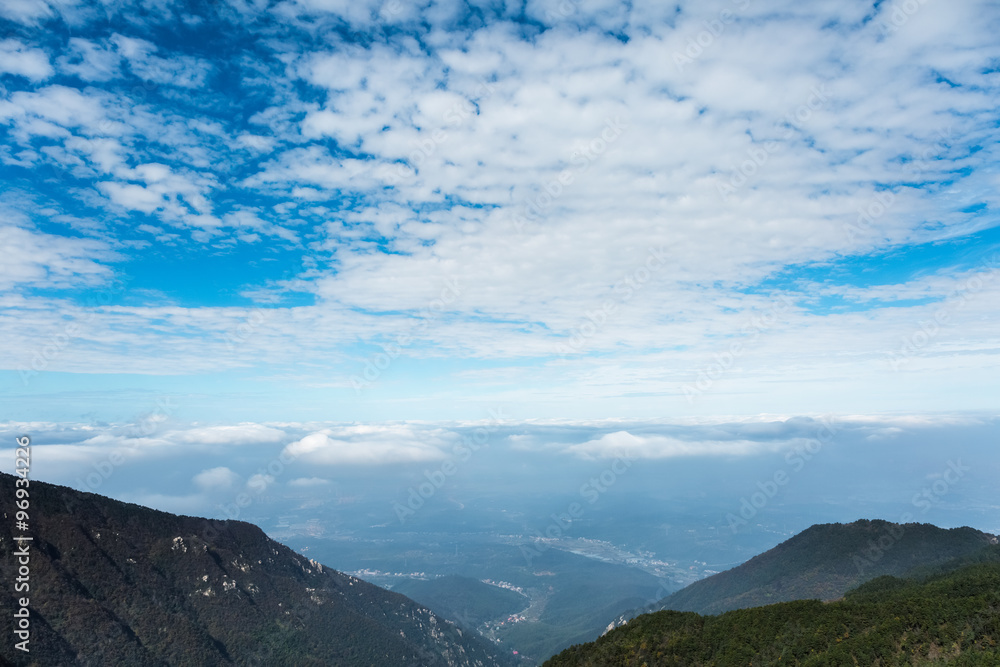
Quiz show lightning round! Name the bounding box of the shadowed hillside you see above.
[0,472,514,666]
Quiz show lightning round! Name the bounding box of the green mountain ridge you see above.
[544,544,1000,666]
[638,520,997,619]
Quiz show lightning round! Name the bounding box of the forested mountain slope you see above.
[0,472,513,666]
[653,520,996,616]
[547,547,1000,666]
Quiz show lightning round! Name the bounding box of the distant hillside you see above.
[650,520,997,616]
[393,575,529,628]
[544,547,1000,666]
[0,473,513,666]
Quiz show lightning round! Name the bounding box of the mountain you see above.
[0,472,514,666]
[544,545,1000,666]
[638,520,997,619]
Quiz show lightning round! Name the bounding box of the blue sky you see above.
[1,0,999,434]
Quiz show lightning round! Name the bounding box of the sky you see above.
[1,0,999,514]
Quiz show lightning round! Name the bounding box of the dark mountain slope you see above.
[653,519,997,616]
[545,547,1000,666]
[0,472,512,666]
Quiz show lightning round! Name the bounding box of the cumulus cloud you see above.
[0,39,53,80]
[192,466,241,491]
[0,85,106,136]
[283,426,450,465]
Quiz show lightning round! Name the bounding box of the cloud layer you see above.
[0,0,998,420]
[2,413,997,527]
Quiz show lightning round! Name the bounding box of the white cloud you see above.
[244,145,390,194]
[110,33,212,88]
[246,472,275,492]
[0,0,56,25]
[564,431,792,460]
[223,210,298,243]
[1,415,995,508]
[0,222,116,290]
[283,426,451,465]
[171,424,288,445]
[0,1,998,419]
[192,466,241,491]
[0,39,53,80]
[98,181,165,213]
[98,163,219,229]
[57,38,121,81]
[0,85,106,134]
[234,133,276,153]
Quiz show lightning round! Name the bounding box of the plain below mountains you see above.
[0,472,515,667]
